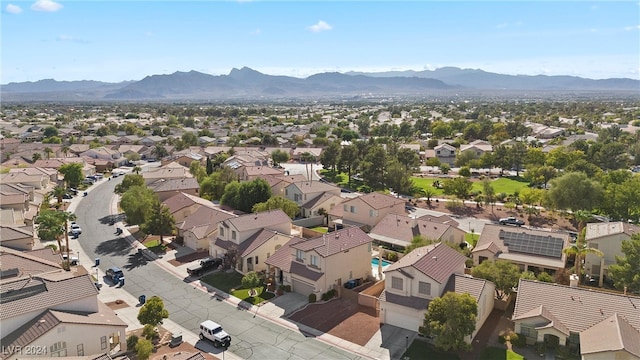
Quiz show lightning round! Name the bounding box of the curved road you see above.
[75,176,366,360]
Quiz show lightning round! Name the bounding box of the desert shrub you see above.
[386,251,398,262]
[45,243,58,251]
[135,338,153,360]
[308,293,317,303]
[126,335,139,349]
[445,199,463,211]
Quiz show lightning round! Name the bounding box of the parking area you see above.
[287,297,380,346]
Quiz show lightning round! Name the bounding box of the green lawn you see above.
[411,176,530,197]
[401,340,460,360]
[201,271,244,293]
[411,177,446,196]
[310,226,329,233]
[231,286,275,305]
[465,233,480,247]
[480,347,524,360]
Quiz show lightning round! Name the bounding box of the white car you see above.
[199,320,231,348]
[70,222,82,235]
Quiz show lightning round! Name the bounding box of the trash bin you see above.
[95,258,100,266]
[119,277,125,286]
[139,295,146,305]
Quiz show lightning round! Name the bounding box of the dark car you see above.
[62,193,73,199]
[187,257,223,277]
[106,267,124,283]
[499,217,525,226]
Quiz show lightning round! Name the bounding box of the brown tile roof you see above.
[178,206,235,231]
[1,247,61,278]
[237,229,281,257]
[225,209,291,232]
[580,313,640,358]
[290,261,324,281]
[291,226,372,257]
[473,224,569,260]
[264,237,304,272]
[345,192,405,210]
[290,181,341,195]
[24,247,63,264]
[379,289,430,310]
[385,243,467,284]
[0,225,34,241]
[416,214,460,228]
[163,192,215,214]
[0,272,99,320]
[149,177,200,192]
[443,274,491,302]
[243,166,284,177]
[513,279,640,334]
[0,310,60,352]
[301,192,341,209]
[369,213,455,245]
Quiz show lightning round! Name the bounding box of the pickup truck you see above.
[187,257,222,277]
[499,217,525,226]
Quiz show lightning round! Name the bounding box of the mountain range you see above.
[2,66,639,102]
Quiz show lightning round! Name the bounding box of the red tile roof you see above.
[385,243,467,284]
[291,226,372,258]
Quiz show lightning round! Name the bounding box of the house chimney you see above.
[569,274,579,288]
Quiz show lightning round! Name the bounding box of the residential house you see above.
[459,140,493,157]
[163,192,215,224]
[379,243,495,340]
[434,143,457,166]
[264,174,308,198]
[0,183,36,226]
[211,210,293,274]
[142,162,193,185]
[0,172,49,189]
[512,278,640,358]
[0,253,127,358]
[369,213,466,251]
[265,226,373,296]
[149,177,200,202]
[172,152,205,168]
[471,224,570,275]
[584,222,640,286]
[291,147,323,161]
[80,147,126,171]
[239,166,284,181]
[0,225,36,250]
[10,166,59,184]
[331,192,405,231]
[177,206,236,252]
[284,181,342,218]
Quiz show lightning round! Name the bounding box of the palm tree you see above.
[43,147,54,160]
[32,152,42,163]
[132,166,142,174]
[52,186,67,206]
[61,145,70,158]
[573,210,593,234]
[62,212,77,265]
[563,228,604,283]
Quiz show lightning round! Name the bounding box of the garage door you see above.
[382,303,423,331]
[292,278,315,296]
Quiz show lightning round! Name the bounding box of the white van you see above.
[199,320,231,348]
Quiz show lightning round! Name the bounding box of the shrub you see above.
[126,335,139,349]
[387,251,399,262]
[135,338,153,360]
[308,293,317,303]
[142,324,156,340]
[45,243,58,251]
[284,285,292,292]
[512,333,527,347]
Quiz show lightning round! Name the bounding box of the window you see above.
[391,276,403,290]
[285,189,288,196]
[232,231,237,240]
[50,341,67,357]
[343,204,348,211]
[219,227,224,236]
[418,281,431,295]
[350,206,356,213]
[255,256,258,264]
[77,344,84,356]
[100,336,108,350]
[369,209,378,217]
[310,255,318,267]
[520,324,537,340]
[296,249,304,262]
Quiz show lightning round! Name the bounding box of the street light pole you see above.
[405,335,409,352]
[77,251,80,265]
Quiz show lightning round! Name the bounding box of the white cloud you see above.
[5,4,23,13]
[251,28,262,35]
[31,0,63,12]
[307,20,332,33]
[624,25,640,31]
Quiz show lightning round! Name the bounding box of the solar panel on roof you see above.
[499,230,564,258]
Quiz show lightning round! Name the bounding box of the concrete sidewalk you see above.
[66,179,390,360]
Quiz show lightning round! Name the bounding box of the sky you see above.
[2,0,640,84]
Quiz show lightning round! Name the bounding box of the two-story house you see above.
[211,210,293,274]
[142,162,193,185]
[459,140,493,158]
[176,205,236,252]
[379,243,495,341]
[584,222,640,287]
[369,213,466,251]
[265,226,373,297]
[149,178,200,202]
[79,147,127,171]
[434,143,457,166]
[330,192,405,232]
[284,181,342,218]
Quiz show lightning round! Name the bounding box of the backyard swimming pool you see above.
[371,258,391,267]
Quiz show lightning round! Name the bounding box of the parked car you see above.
[106,267,124,283]
[199,320,231,348]
[499,216,525,226]
[70,223,82,235]
[187,257,222,277]
[62,193,73,199]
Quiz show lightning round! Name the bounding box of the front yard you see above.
[201,271,274,304]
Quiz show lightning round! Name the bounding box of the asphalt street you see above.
[74,174,368,360]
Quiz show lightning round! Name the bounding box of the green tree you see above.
[443,177,473,200]
[58,163,83,188]
[420,292,477,352]
[471,260,521,300]
[563,228,604,282]
[200,167,237,201]
[120,186,157,225]
[361,144,387,190]
[271,149,290,166]
[52,185,67,206]
[114,174,145,194]
[536,272,554,283]
[43,126,59,138]
[320,141,341,174]
[43,147,54,160]
[125,152,141,164]
[142,200,175,245]
[252,196,299,219]
[337,144,360,187]
[221,178,271,213]
[189,160,207,183]
[35,209,74,253]
[137,296,169,327]
[608,234,640,293]
[32,152,42,163]
[546,172,603,212]
[152,144,169,159]
[241,271,262,294]
[384,159,413,196]
[482,179,496,212]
